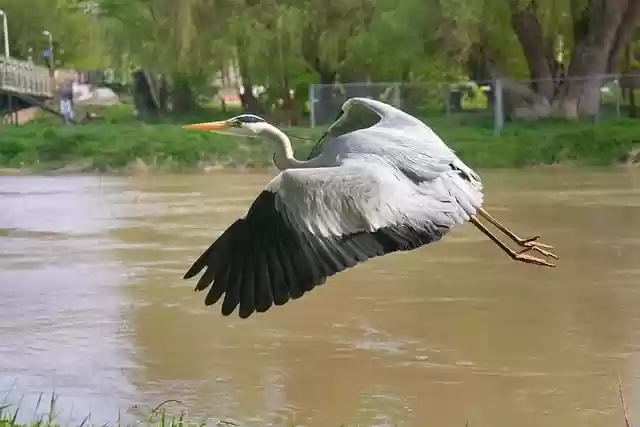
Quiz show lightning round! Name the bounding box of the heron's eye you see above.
[230,119,242,127]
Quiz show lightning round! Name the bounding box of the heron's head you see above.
[182,114,271,138]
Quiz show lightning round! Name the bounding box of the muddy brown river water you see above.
[1,169,640,427]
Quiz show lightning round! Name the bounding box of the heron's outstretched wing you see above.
[184,159,467,319]
[306,99,383,160]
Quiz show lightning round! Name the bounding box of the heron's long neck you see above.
[261,125,318,170]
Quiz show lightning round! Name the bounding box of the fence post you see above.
[594,77,601,124]
[615,75,621,118]
[443,84,451,116]
[393,83,401,108]
[7,92,12,124]
[308,84,316,128]
[1,57,5,94]
[493,78,504,136]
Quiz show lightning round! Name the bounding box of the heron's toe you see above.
[518,245,558,260]
[514,252,556,268]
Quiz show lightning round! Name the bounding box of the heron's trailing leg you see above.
[469,216,555,267]
[476,207,558,260]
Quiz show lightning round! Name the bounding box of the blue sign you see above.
[42,48,51,57]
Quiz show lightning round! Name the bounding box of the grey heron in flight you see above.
[181,97,558,319]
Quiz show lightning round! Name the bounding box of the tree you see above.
[491,0,640,119]
[1,0,107,68]
[620,27,640,117]
[97,0,233,113]
[93,0,469,121]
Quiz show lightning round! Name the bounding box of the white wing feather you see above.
[267,158,475,240]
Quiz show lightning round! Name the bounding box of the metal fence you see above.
[309,73,640,135]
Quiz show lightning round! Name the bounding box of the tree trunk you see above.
[279,76,299,126]
[562,0,627,116]
[508,0,555,101]
[503,0,639,120]
[158,74,169,114]
[620,33,639,117]
[171,80,194,114]
[236,48,262,114]
[239,78,261,114]
[301,27,338,125]
[131,69,159,119]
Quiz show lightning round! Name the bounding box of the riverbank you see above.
[0,400,228,427]
[1,116,639,174]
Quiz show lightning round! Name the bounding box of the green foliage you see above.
[3,0,639,120]
[1,393,224,427]
[1,116,638,173]
[98,0,228,77]
[0,397,350,427]
[0,119,321,172]
[1,0,107,68]
[442,119,640,167]
[89,0,481,115]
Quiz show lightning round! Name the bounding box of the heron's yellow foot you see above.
[516,235,554,249]
[475,208,557,258]
[470,216,558,268]
[515,236,559,259]
[512,252,556,268]
[518,245,558,259]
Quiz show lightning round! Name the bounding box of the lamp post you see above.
[0,9,8,59]
[0,9,10,124]
[43,30,54,78]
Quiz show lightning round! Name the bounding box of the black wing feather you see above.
[184,190,449,318]
[265,239,291,306]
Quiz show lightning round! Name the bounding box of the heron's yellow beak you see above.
[182,120,231,131]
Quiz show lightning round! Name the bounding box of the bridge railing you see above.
[0,57,54,98]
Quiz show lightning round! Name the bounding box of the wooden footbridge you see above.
[1,56,54,124]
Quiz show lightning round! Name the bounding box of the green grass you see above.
[0,394,215,427]
[435,117,640,168]
[0,105,639,173]
[0,394,343,427]
[0,121,321,172]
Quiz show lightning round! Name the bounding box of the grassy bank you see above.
[0,397,325,427]
[0,400,225,427]
[1,108,639,173]
[0,121,321,173]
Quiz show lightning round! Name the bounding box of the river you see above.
[1,169,639,427]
